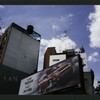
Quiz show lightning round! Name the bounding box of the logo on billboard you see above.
[23,77,34,93]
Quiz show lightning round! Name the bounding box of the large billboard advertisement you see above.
[19,55,83,95]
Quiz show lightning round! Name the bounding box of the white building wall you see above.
[49,54,66,66]
[2,27,40,74]
[80,53,90,72]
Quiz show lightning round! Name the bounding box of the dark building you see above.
[43,47,94,95]
[0,65,29,94]
[84,71,94,95]
[0,23,41,74]
[43,48,77,70]
[0,22,41,94]
[43,47,56,69]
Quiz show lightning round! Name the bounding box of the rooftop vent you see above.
[27,25,34,34]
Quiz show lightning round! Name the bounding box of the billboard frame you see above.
[19,54,85,95]
[43,54,85,95]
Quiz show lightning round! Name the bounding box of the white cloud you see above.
[38,34,77,71]
[0,5,4,8]
[35,13,73,35]
[94,79,98,88]
[41,35,77,53]
[52,24,60,31]
[88,52,99,62]
[41,39,49,46]
[88,5,100,48]
[68,14,74,18]
[51,14,73,32]
[93,75,100,88]
[0,27,7,35]
[75,48,80,52]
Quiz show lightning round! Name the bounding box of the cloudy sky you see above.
[0,5,100,87]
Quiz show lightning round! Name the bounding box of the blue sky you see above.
[0,5,100,87]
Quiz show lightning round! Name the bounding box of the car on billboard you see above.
[38,62,72,93]
[19,55,83,95]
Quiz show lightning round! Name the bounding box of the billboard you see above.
[19,55,83,95]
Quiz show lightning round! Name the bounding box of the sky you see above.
[0,5,100,88]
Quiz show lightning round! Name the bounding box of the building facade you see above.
[43,47,94,95]
[0,22,41,94]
